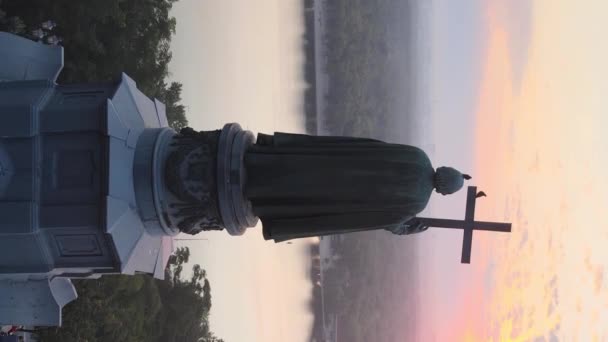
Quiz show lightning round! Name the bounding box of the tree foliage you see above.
[38,247,223,342]
[0,0,188,130]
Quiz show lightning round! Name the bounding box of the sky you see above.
[417,0,608,341]
[169,0,608,341]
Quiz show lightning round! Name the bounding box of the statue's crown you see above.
[434,167,469,195]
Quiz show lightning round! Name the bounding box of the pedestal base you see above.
[163,123,258,236]
[217,123,259,235]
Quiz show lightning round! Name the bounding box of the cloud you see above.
[547,280,558,316]
[484,261,496,293]
[593,267,604,294]
[548,326,560,342]
[518,229,529,250]
[528,152,540,172]
[492,0,534,92]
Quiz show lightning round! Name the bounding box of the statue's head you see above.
[434,167,471,195]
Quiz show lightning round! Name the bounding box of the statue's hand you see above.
[388,218,429,235]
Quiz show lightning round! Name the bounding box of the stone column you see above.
[161,123,258,236]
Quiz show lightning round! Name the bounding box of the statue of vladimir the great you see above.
[242,132,471,242]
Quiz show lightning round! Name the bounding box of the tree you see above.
[201,335,225,342]
[157,81,188,131]
[167,246,191,284]
[0,0,188,130]
[156,248,218,342]
[0,0,25,34]
[37,247,223,342]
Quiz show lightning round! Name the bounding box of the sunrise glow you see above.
[465,0,608,340]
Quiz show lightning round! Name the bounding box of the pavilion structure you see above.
[0,31,256,327]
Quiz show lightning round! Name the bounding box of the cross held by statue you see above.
[417,186,512,264]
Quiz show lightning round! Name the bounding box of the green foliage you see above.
[157,81,188,131]
[37,247,223,342]
[0,0,25,34]
[0,0,188,130]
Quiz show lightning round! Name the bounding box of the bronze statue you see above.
[165,124,510,263]
[243,132,470,242]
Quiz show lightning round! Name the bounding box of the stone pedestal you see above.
[0,32,63,82]
[0,73,178,325]
[217,123,259,235]
[161,123,258,236]
[0,32,260,327]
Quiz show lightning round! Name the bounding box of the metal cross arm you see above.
[417,186,512,264]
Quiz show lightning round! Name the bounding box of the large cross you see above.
[417,186,512,264]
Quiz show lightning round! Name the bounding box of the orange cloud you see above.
[463,2,524,341]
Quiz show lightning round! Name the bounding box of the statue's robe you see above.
[243,133,436,242]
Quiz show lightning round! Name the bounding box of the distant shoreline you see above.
[299,0,422,141]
